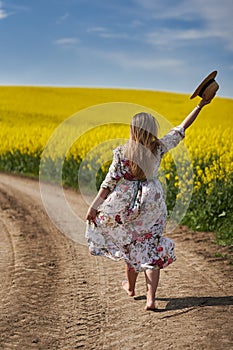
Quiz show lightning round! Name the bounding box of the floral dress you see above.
[85,126,185,272]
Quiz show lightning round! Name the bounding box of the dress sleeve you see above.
[100,147,123,191]
[160,125,185,154]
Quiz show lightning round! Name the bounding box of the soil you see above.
[0,173,232,350]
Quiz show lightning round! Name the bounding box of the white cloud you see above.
[98,50,183,71]
[134,0,233,51]
[130,19,144,28]
[0,9,8,19]
[146,28,216,47]
[56,12,69,24]
[133,0,195,20]
[0,1,12,19]
[0,1,29,20]
[87,26,106,33]
[53,37,80,46]
[99,32,130,39]
[87,26,129,40]
[195,0,233,51]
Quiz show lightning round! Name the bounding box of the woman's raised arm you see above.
[180,98,212,130]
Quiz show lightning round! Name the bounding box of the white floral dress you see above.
[85,126,185,272]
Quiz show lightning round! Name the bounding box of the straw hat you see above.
[190,70,219,100]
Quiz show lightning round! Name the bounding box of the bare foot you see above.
[145,299,157,311]
[122,280,135,297]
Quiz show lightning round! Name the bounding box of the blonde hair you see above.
[125,112,160,180]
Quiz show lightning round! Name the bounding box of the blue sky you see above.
[0,0,233,97]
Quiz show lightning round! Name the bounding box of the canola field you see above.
[0,86,232,245]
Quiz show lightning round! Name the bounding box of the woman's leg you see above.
[122,263,138,297]
[144,269,160,309]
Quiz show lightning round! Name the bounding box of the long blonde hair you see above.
[125,112,160,180]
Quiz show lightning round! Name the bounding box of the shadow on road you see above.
[134,295,233,312]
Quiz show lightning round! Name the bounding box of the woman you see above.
[85,97,212,310]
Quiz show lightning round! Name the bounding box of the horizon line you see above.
[0,83,231,99]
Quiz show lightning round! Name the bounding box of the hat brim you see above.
[190,70,218,99]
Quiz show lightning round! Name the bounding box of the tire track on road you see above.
[0,181,107,349]
[0,215,15,305]
[0,186,62,349]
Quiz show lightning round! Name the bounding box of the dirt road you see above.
[0,173,232,350]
